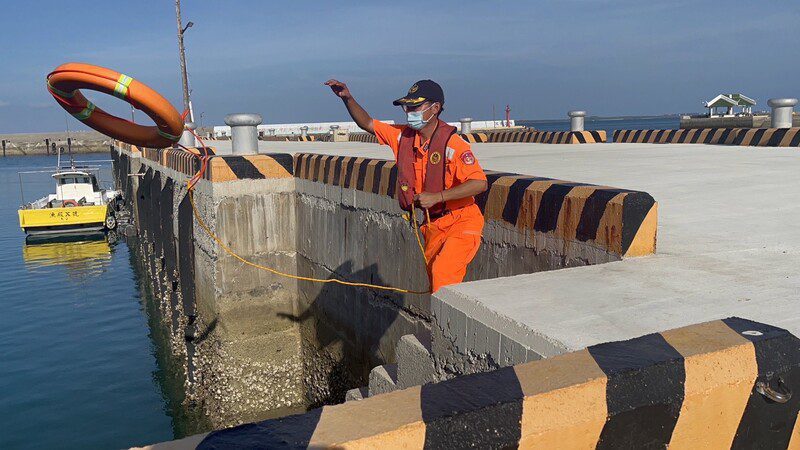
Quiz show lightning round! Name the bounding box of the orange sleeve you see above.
[447,135,487,183]
[372,119,404,158]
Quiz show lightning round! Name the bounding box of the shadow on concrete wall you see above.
[279,259,417,408]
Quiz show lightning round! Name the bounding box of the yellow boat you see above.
[18,164,122,238]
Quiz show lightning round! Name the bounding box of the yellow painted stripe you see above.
[516,350,608,449]
[663,320,757,449]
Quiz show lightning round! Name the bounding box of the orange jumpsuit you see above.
[373,119,486,293]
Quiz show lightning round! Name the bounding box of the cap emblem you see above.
[409,84,419,94]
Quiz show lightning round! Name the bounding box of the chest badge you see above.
[429,151,442,165]
[401,184,409,192]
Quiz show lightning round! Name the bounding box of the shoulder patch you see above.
[446,146,456,160]
[461,151,476,165]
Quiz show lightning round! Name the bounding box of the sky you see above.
[1,0,799,133]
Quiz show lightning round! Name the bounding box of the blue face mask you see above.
[406,104,435,130]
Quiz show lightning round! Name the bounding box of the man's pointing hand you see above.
[324,79,352,100]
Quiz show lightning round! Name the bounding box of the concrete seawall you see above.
[112,140,656,431]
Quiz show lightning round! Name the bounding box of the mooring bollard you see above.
[767,98,798,128]
[225,113,262,155]
[460,118,473,134]
[178,121,198,148]
[300,126,309,138]
[568,110,586,132]
[51,142,56,155]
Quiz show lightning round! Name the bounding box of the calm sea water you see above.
[518,115,679,136]
[0,154,177,449]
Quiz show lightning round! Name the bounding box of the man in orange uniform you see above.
[325,79,488,293]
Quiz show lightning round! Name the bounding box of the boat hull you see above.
[19,205,109,236]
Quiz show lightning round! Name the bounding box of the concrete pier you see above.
[117,136,800,448]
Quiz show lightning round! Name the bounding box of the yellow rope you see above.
[187,182,431,295]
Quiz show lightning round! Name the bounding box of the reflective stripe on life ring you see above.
[47,62,184,149]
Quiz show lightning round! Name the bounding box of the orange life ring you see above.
[63,199,78,207]
[47,63,184,148]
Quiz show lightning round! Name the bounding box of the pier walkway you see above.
[254,140,800,355]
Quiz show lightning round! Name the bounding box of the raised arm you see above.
[324,79,374,134]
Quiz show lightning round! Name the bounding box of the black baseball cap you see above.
[392,80,444,106]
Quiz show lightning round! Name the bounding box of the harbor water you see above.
[0,154,184,449]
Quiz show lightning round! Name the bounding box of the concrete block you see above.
[368,363,398,396]
[396,334,436,389]
[450,308,468,353]
[345,387,368,402]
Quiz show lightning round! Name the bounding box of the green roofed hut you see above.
[704,93,756,117]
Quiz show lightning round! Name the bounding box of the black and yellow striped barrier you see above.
[293,153,657,258]
[614,127,800,147]
[734,127,800,147]
[613,128,741,145]
[194,317,800,449]
[128,144,293,182]
[200,154,294,182]
[484,129,607,144]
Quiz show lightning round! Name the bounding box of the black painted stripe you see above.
[223,156,266,180]
[501,177,553,225]
[421,366,524,449]
[342,157,357,189]
[631,129,643,143]
[323,155,335,184]
[591,130,603,142]
[198,408,323,449]
[702,129,717,144]
[590,333,685,449]
[386,164,398,198]
[476,172,518,212]
[688,129,703,144]
[371,160,387,194]
[718,128,733,144]
[732,129,747,145]
[766,128,788,147]
[533,183,580,233]
[355,160,370,191]
[749,128,767,146]
[613,130,621,142]
[304,154,314,178]
[642,129,654,143]
[620,191,656,255]
[331,156,343,186]
[676,129,690,144]
[789,129,800,147]
[654,129,665,143]
[722,318,800,450]
[574,132,587,144]
[576,189,626,242]
[665,129,677,143]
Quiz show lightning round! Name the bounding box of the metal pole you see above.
[2,140,6,157]
[175,0,193,122]
[45,138,50,155]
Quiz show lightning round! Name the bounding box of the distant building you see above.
[703,93,756,117]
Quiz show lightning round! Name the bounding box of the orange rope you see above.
[180,128,431,295]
